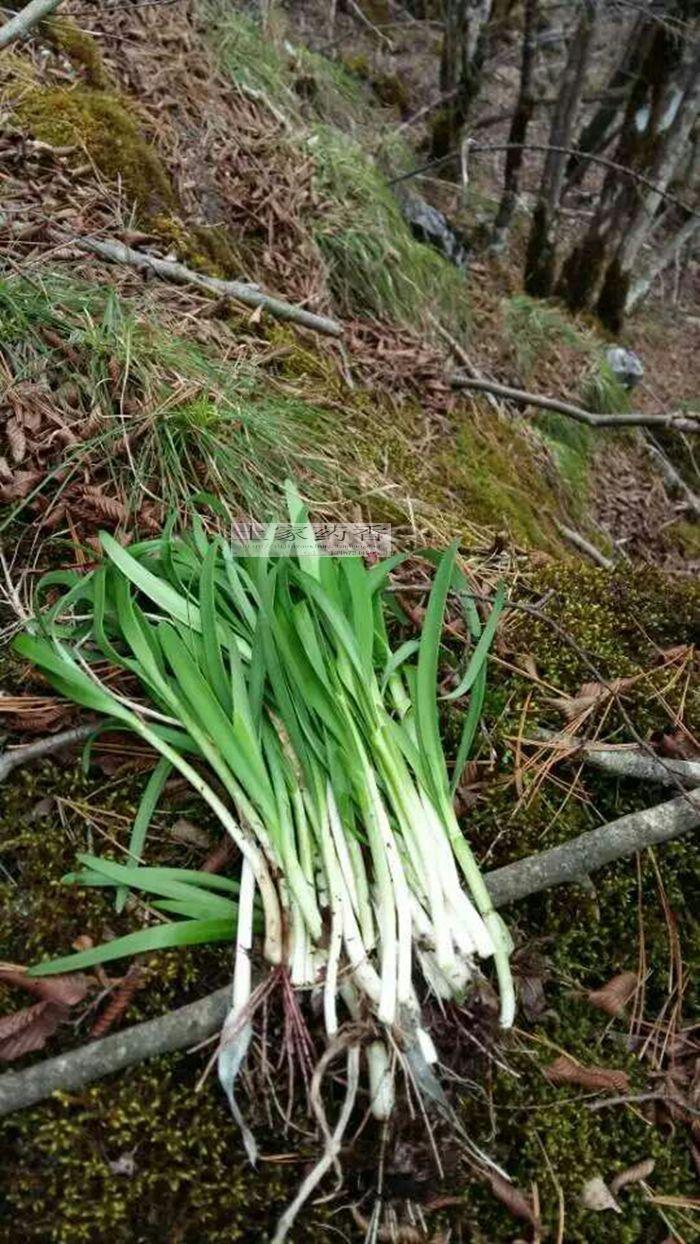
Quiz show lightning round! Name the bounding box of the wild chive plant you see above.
[16,484,513,1184]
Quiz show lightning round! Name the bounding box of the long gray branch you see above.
[450,374,700,433]
[484,789,699,907]
[73,237,343,338]
[0,789,696,1117]
[572,743,700,788]
[533,728,700,787]
[0,987,231,1117]
[0,0,62,49]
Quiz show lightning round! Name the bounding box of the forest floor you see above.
[0,2,698,1242]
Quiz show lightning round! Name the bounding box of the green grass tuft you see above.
[503,294,591,379]
[0,274,341,531]
[310,125,471,333]
[208,3,372,130]
[580,358,632,414]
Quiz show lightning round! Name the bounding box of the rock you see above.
[605,346,644,390]
[395,190,470,269]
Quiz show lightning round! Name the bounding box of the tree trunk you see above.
[557,12,698,327]
[524,0,599,297]
[563,14,653,191]
[491,0,539,249]
[596,44,700,329]
[430,0,493,164]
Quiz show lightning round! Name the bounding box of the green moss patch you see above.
[42,17,109,89]
[15,86,174,215]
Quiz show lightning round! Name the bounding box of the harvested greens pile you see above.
[16,484,513,1231]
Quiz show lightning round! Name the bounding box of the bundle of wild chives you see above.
[16,482,513,1144]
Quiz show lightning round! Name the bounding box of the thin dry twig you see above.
[0,723,96,783]
[554,521,614,569]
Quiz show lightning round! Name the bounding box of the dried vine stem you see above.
[450,374,700,433]
[0,790,697,1118]
[71,237,344,338]
[0,0,62,49]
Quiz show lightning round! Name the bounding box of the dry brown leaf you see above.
[200,837,237,874]
[544,1053,630,1093]
[657,727,700,761]
[514,653,540,681]
[610,1157,655,1195]
[656,644,692,665]
[0,1000,65,1060]
[169,817,212,850]
[486,1170,538,1226]
[518,974,547,1022]
[6,416,26,464]
[581,1176,621,1213]
[587,971,638,1017]
[548,677,635,721]
[79,487,128,524]
[0,469,42,501]
[0,963,91,1007]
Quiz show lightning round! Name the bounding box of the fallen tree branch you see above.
[643,436,700,518]
[0,723,95,783]
[484,789,699,908]
[536,733,700,788]
[72,237,343,338]
[0,790,696,1116]
[554,520,614,569]
[0,985,230,1117]
[0,0,62,49]
[389,140,698,217]
[450,374,700,433]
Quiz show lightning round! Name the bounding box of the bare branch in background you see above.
[557,18,700,328]
[625,210,700,312]
[563,11,655,192]
[430,0,494,164]
[491,0,539,251]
